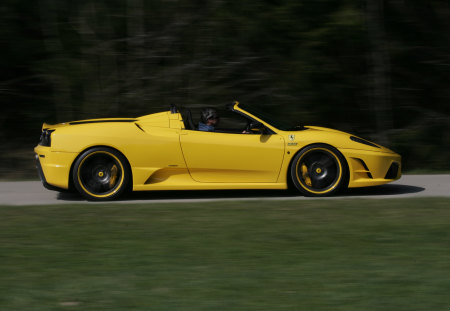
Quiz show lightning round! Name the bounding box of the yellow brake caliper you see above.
[109,165,118,188]
[301,164,312,187]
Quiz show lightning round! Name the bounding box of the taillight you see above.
[39,129,55,146]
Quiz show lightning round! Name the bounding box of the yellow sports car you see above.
[34,102,401,200]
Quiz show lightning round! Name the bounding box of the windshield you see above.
[238,104,302,131]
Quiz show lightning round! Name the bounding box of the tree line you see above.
[1,0,449,177]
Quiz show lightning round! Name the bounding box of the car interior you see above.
[181,106,261,134]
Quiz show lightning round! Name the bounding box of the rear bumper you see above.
[34,145,78,190]
[35,154,64,191]
[340,148,401,188]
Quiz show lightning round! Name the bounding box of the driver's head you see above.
[201,107,219,125]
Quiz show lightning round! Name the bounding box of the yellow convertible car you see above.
[34,102,401,200]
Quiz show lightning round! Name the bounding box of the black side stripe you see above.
[69,120,136,125]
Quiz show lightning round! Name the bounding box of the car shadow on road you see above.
[341,184,425,196]
[56,183,425,202]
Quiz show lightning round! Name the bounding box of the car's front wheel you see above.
[290,144,347,196]
[73,147,130,201]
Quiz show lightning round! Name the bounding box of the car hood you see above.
[303,126,352,135]
[283,125,396,154]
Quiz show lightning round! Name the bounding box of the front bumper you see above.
[34,145,78,190]
[340,148,401,188]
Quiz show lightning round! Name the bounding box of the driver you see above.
[198,108,219,132]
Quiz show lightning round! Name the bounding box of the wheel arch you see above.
[286,142,350,189]
[68,145,133,192]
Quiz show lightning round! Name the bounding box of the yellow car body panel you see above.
[34,102,401,194]
[34,147,78,189]
[180,130,285,183]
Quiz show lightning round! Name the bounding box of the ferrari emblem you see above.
[289,134,295,141]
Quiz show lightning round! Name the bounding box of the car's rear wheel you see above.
[73,147,130,201]
[290,144,347,196]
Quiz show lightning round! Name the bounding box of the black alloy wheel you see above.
[290,144,347,196]
[73,147,130,201]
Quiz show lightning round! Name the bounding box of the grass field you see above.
[1,198,449,310]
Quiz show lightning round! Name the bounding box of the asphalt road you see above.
[0,175,449,206]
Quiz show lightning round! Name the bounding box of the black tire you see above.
[72,147,131,201]
[290,144,348,196]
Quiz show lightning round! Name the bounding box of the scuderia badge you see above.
[288,134,297,146]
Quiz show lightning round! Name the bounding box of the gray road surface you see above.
[0,175,448,206]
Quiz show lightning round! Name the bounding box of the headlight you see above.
[39,129,55,146]
[350,136,380,149]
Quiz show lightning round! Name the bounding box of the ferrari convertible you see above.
[35,101,401,200]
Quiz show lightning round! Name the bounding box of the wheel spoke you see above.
[311,176,327,189]
[87,179,101,193]
[319,155,334,168]
[311,176,320,188]
[322,168,338,189]
[303,156,315,168]
[322,174,334,188]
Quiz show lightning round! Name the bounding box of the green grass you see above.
[1,198,450,311]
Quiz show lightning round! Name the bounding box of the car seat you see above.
[184,109,196,130]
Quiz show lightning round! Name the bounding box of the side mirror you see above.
[249,121,266,133]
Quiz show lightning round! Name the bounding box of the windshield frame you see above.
[236,103,301,131]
